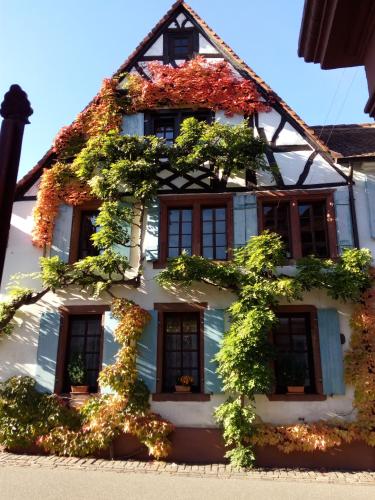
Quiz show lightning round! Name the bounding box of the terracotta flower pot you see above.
[175,385,192,393]
[287,386,305,394]
[70,385,89,394]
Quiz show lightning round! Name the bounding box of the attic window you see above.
[166,30,197,61]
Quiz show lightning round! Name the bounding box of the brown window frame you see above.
[156,194,233,268]
[54,305,109,395]
[267,305,326,401]
[257,190,338,260]
[69,200,101,264]
[152,302,210,401]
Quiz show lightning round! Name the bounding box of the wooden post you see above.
[0,85,33,284]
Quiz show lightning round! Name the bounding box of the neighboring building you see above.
[298,0,375,119]
[0,1,372,466]
[311,123,375,254]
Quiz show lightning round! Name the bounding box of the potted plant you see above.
[68,353,89,394]
[278,356,306,394]
[175,375,194,393]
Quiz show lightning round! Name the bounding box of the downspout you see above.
[347,162,360,249]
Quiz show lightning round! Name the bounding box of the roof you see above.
[311,123,375,160]
[16,0,335,199]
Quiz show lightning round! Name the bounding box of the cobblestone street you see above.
[0,452,373,499]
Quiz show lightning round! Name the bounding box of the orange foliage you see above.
[250,422,365,454]
[53,77,125,157]
[346,287,375,426]
[32,166,92,248]
[127,56,270,116]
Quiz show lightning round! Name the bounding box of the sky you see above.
[1,0,371,179]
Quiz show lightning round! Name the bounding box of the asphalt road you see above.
[0,466,373,500]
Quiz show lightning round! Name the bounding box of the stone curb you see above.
[0,452,373,484]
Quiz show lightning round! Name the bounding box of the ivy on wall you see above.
[0,55,373,466]
[158,233,373,467]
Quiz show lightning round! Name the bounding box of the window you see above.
[269,306,324,400]
[201,207,227,260]
[77,210,100,260]
[145,109,212,145]
[168,208,193,257]
[165,30,198,61]
[55,306,108,394]
[163,312,200,392]
[153,303,209,400]
[70,202,101,263]
[158,195,232,265]
[258,191,337,259]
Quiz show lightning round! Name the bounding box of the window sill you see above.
[266,394,327,402]
[152,393,211,402]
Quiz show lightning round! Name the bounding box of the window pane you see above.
[165,334,181,350]
[215,247,227,260]
[65,315,102,393]
[298,201,329,257]
[203,234,213,246]
[202,209,213,221]
[163,312,200,393]
[203,247,213,259]
[262,203,291,257]
[167,208,192,258]
[201,206,227,260]
[78,210,100,260]
[216,233,226,246]
[273,313,315,394]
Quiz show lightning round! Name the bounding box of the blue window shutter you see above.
[144,199,160,261]
[204,309,225,394]
[317,309,345,396]
[51,204,73,262]
[233,194,257,248]
[122,113,144,136]
[137,310,157,393]
[35,312,61,393]
[334,189,354,254]
[101,311,121,394]
[112,202,131,261]
[102,311,120,367]
[365,176,375,239]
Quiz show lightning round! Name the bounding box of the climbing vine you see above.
[0,53,372,467]
[158,232,373,467]
[38,299,173,458]
[126,56,270,116]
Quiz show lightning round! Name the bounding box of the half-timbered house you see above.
[0,1,373,467]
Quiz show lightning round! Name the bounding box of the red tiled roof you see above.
[311,123,375,159]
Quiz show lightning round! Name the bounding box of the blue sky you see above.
[1,0,370,179]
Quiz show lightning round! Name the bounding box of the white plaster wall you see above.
[274,150,312,185]
[0,211,356,427]
[276,122,309,146]
[353,167,375,261]
[0,201,42,295]
[215,111,244,125]
[199,34,219,54]
[143,36,163,57]
[304,154,343,185]
[257,109,281,142]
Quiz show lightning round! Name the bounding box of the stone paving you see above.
[0,452,374,484]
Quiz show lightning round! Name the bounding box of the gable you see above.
[16,0,349,200]
[116,1,348,190]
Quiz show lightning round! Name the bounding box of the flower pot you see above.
[71,385,89,394]
[287,386,305,394]
[175,385,191,393]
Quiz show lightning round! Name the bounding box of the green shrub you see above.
[0,376,80,449]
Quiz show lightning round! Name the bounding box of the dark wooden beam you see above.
[0,85,33,284]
